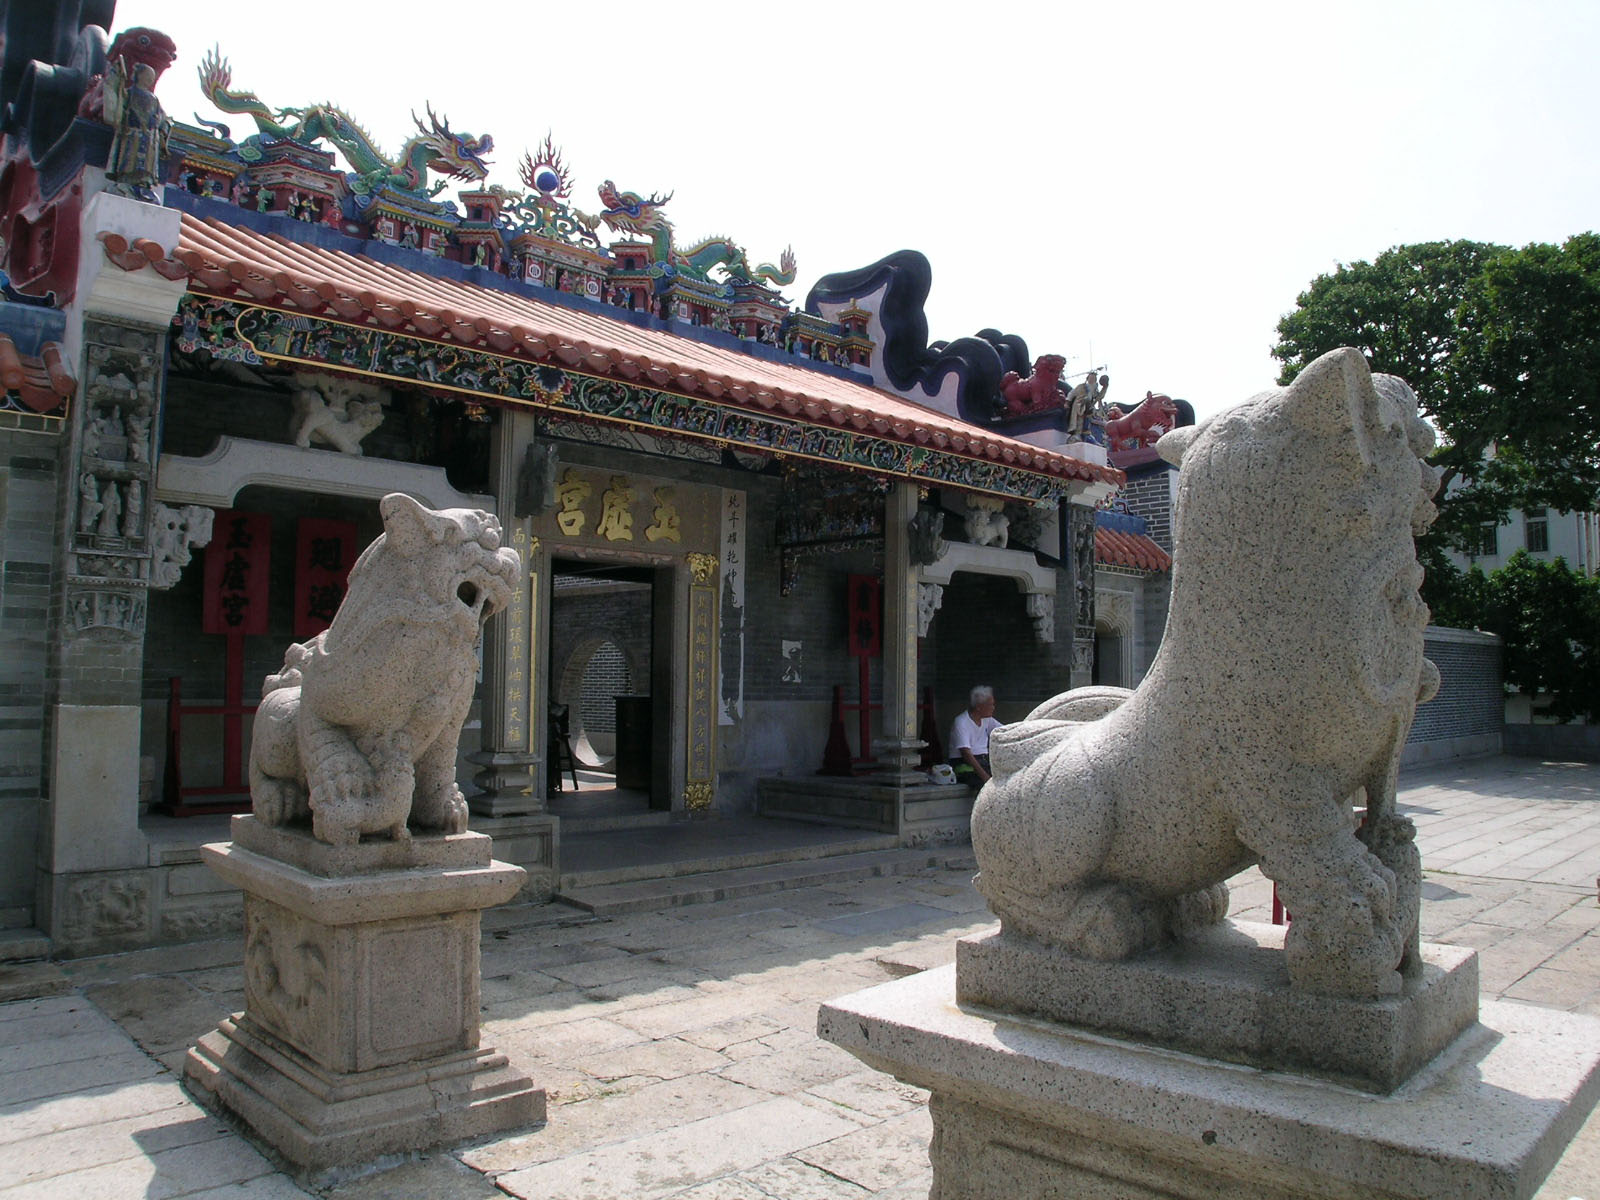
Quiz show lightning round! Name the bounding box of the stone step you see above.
[560,823,900,890]
[556,809,676,835]
[555,847,943,917]
[0,928,50,962]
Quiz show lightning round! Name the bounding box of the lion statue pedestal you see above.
[820,350,1600,1199]
[185,495,543,1174]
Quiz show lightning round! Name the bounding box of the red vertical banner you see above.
[294,518,358,638]
[202,511,271,635]
[846,573,882,658]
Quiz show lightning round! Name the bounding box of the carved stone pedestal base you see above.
[958,921,1480,1093]
[468,749,544,817]
[821,965,1600,1200]
[870,735,929,787]
[184,817,543,1173]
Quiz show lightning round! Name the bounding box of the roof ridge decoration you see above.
[808,249,1116,446]
[502,137,604,250]
[596,180,796,289]
[197,47,493,203]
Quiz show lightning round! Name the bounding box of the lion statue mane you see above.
[249,493,521,846]
[971,348,1442,997]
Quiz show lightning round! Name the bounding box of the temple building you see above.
[0,9,1178,954]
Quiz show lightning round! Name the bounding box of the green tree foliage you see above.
[1272,235,1600,557]
[1431,552,1600,724]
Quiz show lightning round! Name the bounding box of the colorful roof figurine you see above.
[197,49,492,208]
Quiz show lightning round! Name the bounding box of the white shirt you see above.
[950,711,1001,758]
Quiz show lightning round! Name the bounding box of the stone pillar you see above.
[467,409,556,900]
[874,481,925,785]
[39,192,186,954]
[469,408,541,813]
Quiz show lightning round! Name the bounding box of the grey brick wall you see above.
[0,433,62,917]
[1118,462,1176,551]
[1405,627,1503,761]
[926,571,1074,730]
[739,477,880,708]
[548,582,652,738]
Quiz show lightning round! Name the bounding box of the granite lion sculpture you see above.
[971,348,1441,997]
[250,493,521,846]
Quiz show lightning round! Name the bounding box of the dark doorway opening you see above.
[548,557,668,822]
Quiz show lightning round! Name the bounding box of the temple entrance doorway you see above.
[547,556,672,821]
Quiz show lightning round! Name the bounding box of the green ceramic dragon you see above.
[597,179,796,287]
[198,48,492,200]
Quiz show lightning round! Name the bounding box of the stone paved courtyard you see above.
[1,755,1596,1198]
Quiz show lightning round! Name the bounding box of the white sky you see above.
[129,0,1599,418]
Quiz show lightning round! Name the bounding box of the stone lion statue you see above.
[249,493,521,846]
[288,373,389,455]
[971,348,1441,997]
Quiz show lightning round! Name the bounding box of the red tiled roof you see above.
[100,216,1123,491]
[1095,527,1171,572]
[0,334,75,414]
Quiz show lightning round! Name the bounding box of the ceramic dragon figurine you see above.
[197,48,492,199]
[596,180,796,286]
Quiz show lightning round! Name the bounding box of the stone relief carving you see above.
[1071,507,1096,635]
[964,495,1009,548]
[1070,639,1094,674]
[970,349,1441,998]
[96,478,122,537]
[916,582,944,636]
[67,587,147,636]
[77,472,102,533]
[77,326,159,553]
[150,503,216,589]
[250,494,521,845]
[289,372,389,454]
[244,905,329,1055]
[1025,592,1055,644]
[74,554,139,580]
[1096,590,1133,637]
[59,874,150,942]
[162,903,244,943]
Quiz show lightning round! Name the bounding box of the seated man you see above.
[950,685,1002,788]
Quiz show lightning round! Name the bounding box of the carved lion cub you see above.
[249,493,521,846]
[971,348,1441,997]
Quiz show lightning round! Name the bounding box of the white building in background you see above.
[1449,507,1599,576]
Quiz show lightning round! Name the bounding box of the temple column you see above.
[874,481,925,787]
[40,193,187,954]
[466,408,556,899]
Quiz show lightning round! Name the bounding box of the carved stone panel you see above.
[243,899,334,1066]
[76,322,163,557]
[58,872,152,945]
[149,503,216,589]
[65,586,147,638]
